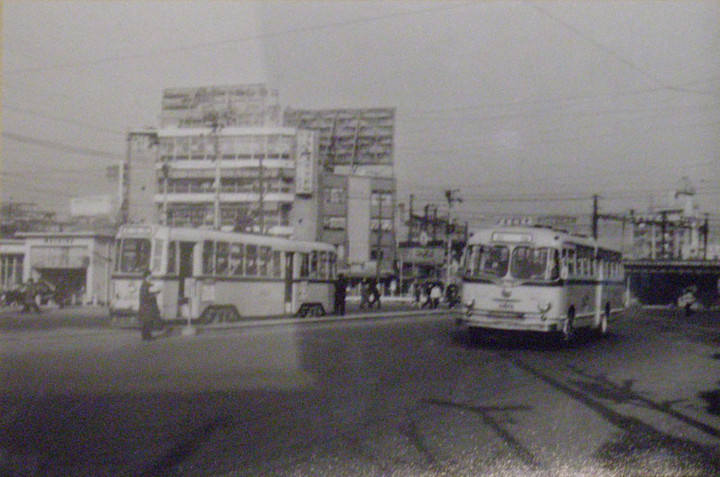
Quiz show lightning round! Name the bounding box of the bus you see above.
[110,224,338,322]
[457,226,625,342]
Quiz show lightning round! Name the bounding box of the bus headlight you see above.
[538,301,552,313]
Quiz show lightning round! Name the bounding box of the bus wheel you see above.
[561,308,575,344]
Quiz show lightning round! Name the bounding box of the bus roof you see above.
[467,226,620,252]
[116,225,336,253]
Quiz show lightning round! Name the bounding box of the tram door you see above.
[177,242,195,317]
[284,252,294,313]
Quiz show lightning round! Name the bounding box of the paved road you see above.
[2,306,720,475]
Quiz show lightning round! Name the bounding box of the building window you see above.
[324,187,346,204]
[323,217,347,230]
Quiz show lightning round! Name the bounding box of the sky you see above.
[2,1,719,230]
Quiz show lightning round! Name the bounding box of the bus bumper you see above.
[457,312,563,333]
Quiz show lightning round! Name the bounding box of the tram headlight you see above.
[538,301,552,313]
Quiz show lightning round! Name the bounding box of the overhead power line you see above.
[3,104,125,136]
[2,131,122,160]
[5,3,474,75]
[527,3,720,98]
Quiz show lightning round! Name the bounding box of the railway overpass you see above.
[624,259,720,307]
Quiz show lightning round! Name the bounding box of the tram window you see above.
[273,251,282,278]
[318,252,328,279]
[168,241,177,274]
[259,246,271,276]
[330,252,337,278]
[309,252,319,278]
[298,253,309,278]
[202,240,215,275]
[246,245,258,276]
[216,242,229,276]
[230,243,244,276]
[152,239,163,272]
[117,238,151,273]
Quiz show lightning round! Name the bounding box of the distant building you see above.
[319,173,396,277]
[15,231,114,305]
[285,107,397,277]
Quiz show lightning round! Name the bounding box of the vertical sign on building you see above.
[295,130,317,196]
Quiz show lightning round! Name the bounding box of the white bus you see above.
[458,226,625,341]
[110,224,338,322]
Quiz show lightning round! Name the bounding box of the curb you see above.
[200,308,451,332]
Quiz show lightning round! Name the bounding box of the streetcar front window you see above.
[115,238,151,274]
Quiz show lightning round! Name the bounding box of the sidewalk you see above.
[0,299,455,334]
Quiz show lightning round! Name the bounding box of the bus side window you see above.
[564,249,576,276]
[202,240,215,275]
[230,243,244,276]
[216,242,229,276]
[246,245,258,276]
[548,249,560,280]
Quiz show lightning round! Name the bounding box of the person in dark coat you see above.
[138,270,160,341]
[21,278,40,313]
[334,273,347,316]
[369,279,381,309]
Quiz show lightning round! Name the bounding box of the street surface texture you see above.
[2,304,720,476]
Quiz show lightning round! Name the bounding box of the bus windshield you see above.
[115,238,151,273]
[510,246,559,281]
[464,245,509,280]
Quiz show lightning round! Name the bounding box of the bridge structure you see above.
[624,259,720,307]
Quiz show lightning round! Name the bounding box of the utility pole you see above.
[408,194,414,243]
[444,189,462,286]
[258,136,266,233]
[592,194,599,240]
[375,193,384,284]
[211,114,222,230]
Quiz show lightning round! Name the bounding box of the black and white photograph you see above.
[2,1,720,475]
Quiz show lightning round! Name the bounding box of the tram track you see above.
[495,349,720,474]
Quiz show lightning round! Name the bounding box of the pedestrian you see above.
[359,279,370,309]
[420,283,430,309]
[370,279,381,309]
[430,282,443,309]
[411,281,421,308]
[21,278,40,313]
[138,270,160,341]
[334,273,347,316]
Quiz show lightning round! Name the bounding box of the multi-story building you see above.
[122,85,322,241]
[285,107,397,278]
[319,173,396,277]
[121,84,399,279]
